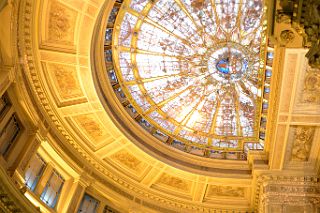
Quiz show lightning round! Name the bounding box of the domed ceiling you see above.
[99,0,271,161]
[13,0,320,211]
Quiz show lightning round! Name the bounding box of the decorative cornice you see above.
[254,174,320,211]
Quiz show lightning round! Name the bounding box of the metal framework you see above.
[104,0,272,159]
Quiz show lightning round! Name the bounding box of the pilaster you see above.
[62,178,88,213]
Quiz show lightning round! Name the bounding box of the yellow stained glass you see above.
[108,0,269,156]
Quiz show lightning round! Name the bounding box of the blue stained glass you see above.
[40,170,64,208]
[216,58,230,74]
[266,70,272,77]
[267,52,273,60]
[24,153,46,192]
[78,194,99,213]
[262,102,268,109]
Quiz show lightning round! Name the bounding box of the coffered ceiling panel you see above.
[42,61,87,107]
[40,0,79,52]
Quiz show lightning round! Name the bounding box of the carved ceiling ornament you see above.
[291,126,315,161]
[254,175,320,212]
[278,0,320,67]
[280,30,295,45]
[15,0,320,211]
[48,63,83,99]
[111,150,142,171]
[156,173,190,192]
[207,185,245,198]
[48,0,76,43]
[73,114,110,142]
[300,66,320,104]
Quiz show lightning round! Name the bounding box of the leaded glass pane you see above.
[24,153,46,191]
[40,170,64,208]
[78,194,99,213]
[0,114,21,157]
[108,0,269,157]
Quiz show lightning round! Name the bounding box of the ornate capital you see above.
[254,174,320,212]
[280,30,295,45]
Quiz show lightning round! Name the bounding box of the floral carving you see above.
[48,1,76,42]
[207,185,245,197]
[49,64,83,99]
[157,173,190,191]
[74,114,110,142]
[300,66,320,104]
[112,150,141,170]
[256,175,320,211]
[291,126,315,161]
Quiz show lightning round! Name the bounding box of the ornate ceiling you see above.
[103,0,269,159]
[1,0,320,212]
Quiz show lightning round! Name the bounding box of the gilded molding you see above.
[254,175,320,211]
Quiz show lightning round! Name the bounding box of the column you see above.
[34,163,54,196]
[61,178,88,213]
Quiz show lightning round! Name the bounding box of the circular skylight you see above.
[105,0,270,158]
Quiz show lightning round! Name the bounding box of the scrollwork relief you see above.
[48,1,76,43]
[280,30,295,45]
[156,173,190,191]
[300,66,320,105]
[111,150,142,171]
[255,175,320,212]
[292,0,320,68]
[291,126,315,161]
[48,63,83,100]
[207,185,245,197]
[73,114,110,142]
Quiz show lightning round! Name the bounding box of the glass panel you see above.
[78,194,99,213]
[108,0,268,156]
[24,153,46,191]
[40,170,64,208]
[0,93,10,118]
[0,114,21,157]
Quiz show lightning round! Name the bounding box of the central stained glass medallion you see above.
[110,0,268,152]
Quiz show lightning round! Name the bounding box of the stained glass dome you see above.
[105,0,270,159]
